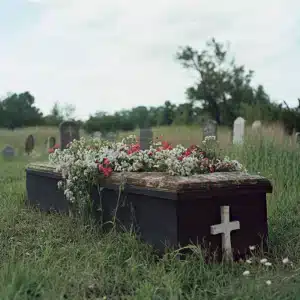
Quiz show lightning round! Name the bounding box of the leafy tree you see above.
[0,92,43,129]
[176,38,272,126]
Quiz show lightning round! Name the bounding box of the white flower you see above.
[246,259,252,264]
[243,270,250,276]
[249,245,256,251]
[266,280,272,285]
[282,258,289,264]
[264,262,272,267]
[260,258,268,264]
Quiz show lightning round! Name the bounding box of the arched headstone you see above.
[25,134,35,155]
[233,117,245,144]
[2,145,15,159]
[203,119,217,139]
[59,121,80,150]
[140,127,153,150]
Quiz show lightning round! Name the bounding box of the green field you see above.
[1,125,300,299]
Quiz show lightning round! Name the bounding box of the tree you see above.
[176,38,271,126]
[0,92,43,128]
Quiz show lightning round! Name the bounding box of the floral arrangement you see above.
[48,135,246,208]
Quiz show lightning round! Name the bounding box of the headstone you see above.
[210,206,240,262]
[47,136,56,149]
[203,119,217,139]
[233,117,245,144]
[140,127,153,150]
[59,121,80,150]
[25,134,35,155]
[252,120,262,130]
[295,132,300,144]
[2,145,15,159]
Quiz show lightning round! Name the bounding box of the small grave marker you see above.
[59,121,80,150]
[211,206,240,262]
[140,127,153,150]
[203,119,217,139]
[25,134,35,155]
[47,136,56,149]
[2,145,15,159]
[233,117,245,144]
[295,132,300,144]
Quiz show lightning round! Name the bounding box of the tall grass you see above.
[0,124,300,299]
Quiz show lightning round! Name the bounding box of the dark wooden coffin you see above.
[26,162,272,261]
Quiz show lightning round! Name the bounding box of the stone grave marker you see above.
[203,119,217,139]
[210,205,240,262]
[233,117,245,144]
[2,145,15,159]
[59,121,80,150]
[252,120,262,130]
[47,136,56,149]
[140,127,153,150]
[295,132,300,144]
[25,134,35,155]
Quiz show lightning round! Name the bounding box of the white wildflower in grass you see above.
[266,280,272,285]
[249,245,256,251]
[246,259,252,264]
[260,258,268,264]
[282,257,290,264]
[264,262,272,267]
[243,270,250,276]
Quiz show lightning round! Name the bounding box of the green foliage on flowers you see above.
[48,135,246,210]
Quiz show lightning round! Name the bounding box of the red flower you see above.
[162,141,172,150]
[127,143,140,155]
[209,165,215,173]
[48,148,54,153]
[98,164,112,177]
[103,158,110,165]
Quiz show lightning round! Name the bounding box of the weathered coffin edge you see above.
[26,162,273,196]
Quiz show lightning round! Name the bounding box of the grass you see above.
[1,124,300,299]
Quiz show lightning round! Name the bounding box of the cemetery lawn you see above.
[1,126,300,299]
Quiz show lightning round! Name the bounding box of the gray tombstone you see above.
[47,136,56,148]
[295,132,300,144]
[140,127,153,150]
[59,121,80,150]
[233,117,246,144]
[2,145,15,159]
[25,134,35,155]
[203,119,217,139]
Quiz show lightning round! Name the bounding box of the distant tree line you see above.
[1,38,300,134]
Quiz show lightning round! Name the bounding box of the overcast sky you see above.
[0,0,299,120]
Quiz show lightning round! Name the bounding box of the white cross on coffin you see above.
[210,206,240,262]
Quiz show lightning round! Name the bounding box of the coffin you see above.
[26,162,272,261]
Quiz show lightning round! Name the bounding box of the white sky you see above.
[1,0,299,120]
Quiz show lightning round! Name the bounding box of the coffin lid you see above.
[27,162,273,194]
